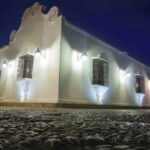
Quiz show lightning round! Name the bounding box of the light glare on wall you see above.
[120,70,131,77]
[77,51,88,61]
[2,60,8,68]
[126,71,131,77]
[120,70,131,83]
[72,51,82,71]
[93,85,109,104]
[35,48,46,58]
[136,93,145,106]
[8,61,14,75]
[35,48,41,57]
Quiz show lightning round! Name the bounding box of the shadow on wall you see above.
[63,24,88,51]
[113,52,130,71]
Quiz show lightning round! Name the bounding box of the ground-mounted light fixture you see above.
[2,60,8,68]
[77,51,88,61]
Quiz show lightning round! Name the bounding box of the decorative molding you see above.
[22,3,58,22]
[22,2,46,20]
[31,2,40,16]
[23,8,32,20]
[9,30,17,43]
[48,6,59,21]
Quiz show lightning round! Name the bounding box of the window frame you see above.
[92,57,109,86]
[17,54,34,80]
[135,74,145,94]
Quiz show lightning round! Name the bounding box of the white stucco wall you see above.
[0,3,150,106]
[59,21,150,106]
[0,5,62,103]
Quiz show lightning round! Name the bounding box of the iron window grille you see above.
[135,75,145,93]
[17,54,34,80]
[92,58,109,86]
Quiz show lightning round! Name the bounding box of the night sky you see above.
[0,0,150,66]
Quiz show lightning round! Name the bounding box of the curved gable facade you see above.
[0,3,62,103]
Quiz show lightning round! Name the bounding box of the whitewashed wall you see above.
[59,21,150,106]
[0,4,62,103]
[0,3,150,106]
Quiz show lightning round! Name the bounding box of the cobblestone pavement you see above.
[0,108,149,150]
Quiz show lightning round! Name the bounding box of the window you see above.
[92,58,109,86]
[135,75,145,93]
[17,54,34,80]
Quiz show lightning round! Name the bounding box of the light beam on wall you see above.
[72,50,83,71]
[93,85,109,104]
[136,93,145,106]
[77,51,88,61]
[17,79,31,102]
[8,61,14,75]
[120,70,130,82]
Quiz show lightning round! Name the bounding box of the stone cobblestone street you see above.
[0,108,150,150]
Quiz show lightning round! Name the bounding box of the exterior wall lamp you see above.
[77,51,88,61]
[2,60,8,68]
[125,70,131,77]
[121,70,131,77]
[35,48,41,57]
[35,48,46,58]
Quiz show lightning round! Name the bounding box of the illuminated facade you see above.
[0,2,150,106]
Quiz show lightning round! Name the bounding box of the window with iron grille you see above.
[92,58,109,86]
[17,54,34,80]
[135,75,145,93]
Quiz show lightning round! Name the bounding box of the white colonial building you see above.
[0,2,150,106]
